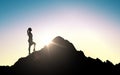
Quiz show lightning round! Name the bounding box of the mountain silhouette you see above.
[0,36,120,75]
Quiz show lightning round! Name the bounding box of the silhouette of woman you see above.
[27,27,36,55]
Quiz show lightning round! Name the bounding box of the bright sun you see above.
[42,37,53,46]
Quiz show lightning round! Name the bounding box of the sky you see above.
[0,0,120,66]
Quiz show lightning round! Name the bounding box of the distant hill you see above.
[0,36,120,75]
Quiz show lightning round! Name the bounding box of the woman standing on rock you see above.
[27,27,36,55]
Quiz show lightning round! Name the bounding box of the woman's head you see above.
[28,27,32,31]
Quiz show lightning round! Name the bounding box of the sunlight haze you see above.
[0,0,120,65]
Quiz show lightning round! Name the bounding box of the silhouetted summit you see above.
[52,36,76,51]
[0,36,120,75]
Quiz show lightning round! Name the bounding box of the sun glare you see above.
[42,37,53,46]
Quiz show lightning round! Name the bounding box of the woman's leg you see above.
[28,44,31,55]
[33,42,36,52]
